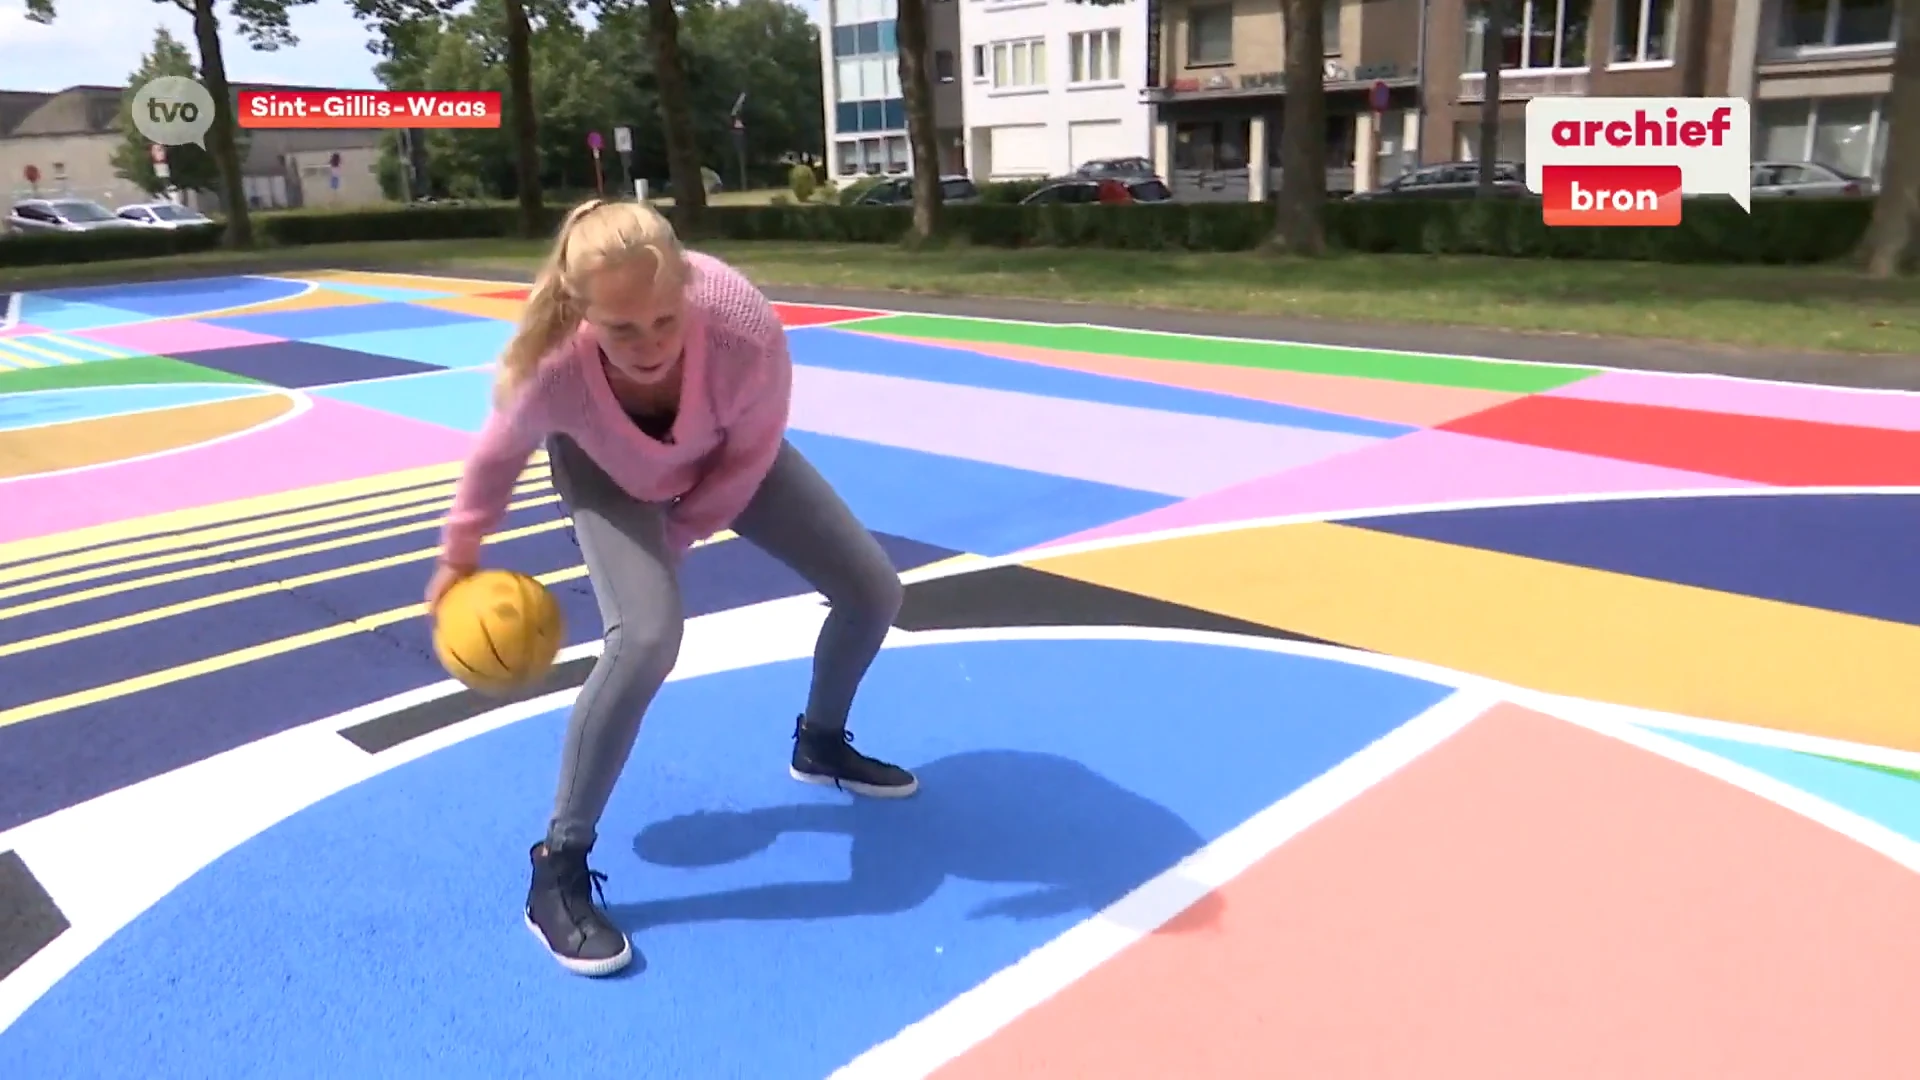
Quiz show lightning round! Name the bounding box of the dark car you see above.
[1348,161,1529,200]
[1074,157,1157,179]
[1020,176,1173,205]
[854,175,980,205]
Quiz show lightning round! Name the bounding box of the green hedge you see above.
[0,195,1876,270]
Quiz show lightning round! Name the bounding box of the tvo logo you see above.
[131,76,217,149]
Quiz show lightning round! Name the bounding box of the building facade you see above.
[1739,0,1901,181]
[959,0,1153,180]
[821,0,968,178]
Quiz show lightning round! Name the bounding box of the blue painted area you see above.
[1347,493,1920,627]
[792,327,1412,440]
[0,638,1452,1079]
[0,382,268,432]
[1652,729,1920,843]
[0,528,956,833]
[204,302,488,342]
[788,429,1175,555]
[34,275,306,318]
[310,320,513,367]
[313,283,460,303]
[16,297,149,332]
[313,366,495,431]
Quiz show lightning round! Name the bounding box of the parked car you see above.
[5,198,140,235]
[1073,157,1157,180]
[852,175,981,206]
[115,201,214,228]
[1751,160,1874,198]
[1019,175,1174,205]
[1347,161,1529,200]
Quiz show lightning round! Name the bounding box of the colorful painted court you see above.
[0,270,1917,1078]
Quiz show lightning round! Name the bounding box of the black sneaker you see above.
[523,841,634,977]
[789,715,918,798]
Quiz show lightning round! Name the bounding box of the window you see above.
[885,135,910,172]
[1776,0,1896,49]
[1756,95,1891,180]
[1324,0,1342,54]
[990,37,1047,89]
[971,44,987,79]
[1613,0,1675,61]
[1172,120,1249,170]
[1464,0,1591,70]
[836,140,860,175]
[935,49,956,81]
[1069,29,1123,83]
[1187,4,1234,65]
[861,137,883,175]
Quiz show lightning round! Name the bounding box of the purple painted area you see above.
[790,364,1380,498]
[75,319,283,357]
[0,395,474,544]
[1549,369,1920,432]
[1039,427,1765,547]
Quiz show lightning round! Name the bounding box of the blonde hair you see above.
[494,199,687,408]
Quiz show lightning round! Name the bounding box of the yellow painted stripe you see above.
[3,336,81,365]
[0,530,738,730]
[1030,522,1920,753]
[905,552,990,579]
[0,473,551,595]
[0,451,548,568]
[0,342,46,368]
[0,490,563,620]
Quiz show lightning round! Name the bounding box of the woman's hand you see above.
[425,559,476,614]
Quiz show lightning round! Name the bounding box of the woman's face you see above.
[580,257,687,385]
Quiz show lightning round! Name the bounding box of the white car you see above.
[114,202,214,228]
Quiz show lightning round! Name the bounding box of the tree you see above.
[1475,0,1507,194]
[894,0,942,238]
[25,0,314,249]
[1270,0,1328,252]
[111,27,247,197]
[1860,0,1919,277]
[641,0,708,227]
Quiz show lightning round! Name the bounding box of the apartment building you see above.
[961,0,1153,180]
[1740,0,1900,181]
[1142,0,1426,199]
[821,0,968,178]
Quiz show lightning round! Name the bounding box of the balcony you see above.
[1457,68,1589,102]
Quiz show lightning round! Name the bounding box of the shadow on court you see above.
[615,749,1224,935]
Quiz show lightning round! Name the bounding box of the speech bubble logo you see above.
[1526,97,1752,213]
[131,76,217,150]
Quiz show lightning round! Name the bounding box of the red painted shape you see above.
[935,705,1920,1080]
[1441,393,1920,486]
[478,288,530,300]
[771,302,880,328]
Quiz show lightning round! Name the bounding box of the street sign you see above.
[587,130,603,152]
[732,117,743,132]
[613,126,632,154]
[1370,79,1391,113]
[329,151,342,168]
[155,162,171,180]
[23,164,39,184]
[730,92,746,117]
[149,142,167,164]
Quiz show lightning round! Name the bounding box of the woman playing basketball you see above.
[426,199,914,977]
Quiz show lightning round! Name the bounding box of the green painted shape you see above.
[1816,754,1920,785]
[0,355,260,395]
[852,314,1599,394]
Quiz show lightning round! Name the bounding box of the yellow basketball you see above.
[432,569,564,696]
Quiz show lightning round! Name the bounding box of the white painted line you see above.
[0,291,19,330]
[0,387,314,487]
[826,687,1497,1080]
[0,383,280,435]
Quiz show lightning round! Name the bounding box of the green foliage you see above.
[0,197,1876,270]
[976,180,1047,205]
[110,28,241,197]
[836,175,886,205]
[788,163,816,203]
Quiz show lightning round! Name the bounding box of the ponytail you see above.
[492,199,607,408]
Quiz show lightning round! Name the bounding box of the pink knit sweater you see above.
[440,252,792,567]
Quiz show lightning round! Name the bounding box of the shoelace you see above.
[560,866,611,928]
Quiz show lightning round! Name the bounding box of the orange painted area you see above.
[936,705,1920,1079]
[418,294,526,322]
[214,287,379,316]
[862,333,1520,427]
[0,394,293,479]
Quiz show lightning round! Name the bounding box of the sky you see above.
[0,0,821,94]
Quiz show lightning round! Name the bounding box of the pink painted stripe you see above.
[1550,369,1920,432]
[0,395,474,543]
[0,324,46,339]
[75,319,281,356]
[1042,427,1762,547]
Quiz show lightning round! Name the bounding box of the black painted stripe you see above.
[0,849,69,981]
[896,564,1351,648]
[341,654,598,754]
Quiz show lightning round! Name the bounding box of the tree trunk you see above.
[502,0,544,238]
[894,0,943,239]
[1861,0,1920,277]
[1269,0,1326,253]
[1478,0,1505,194]
[647,0,708,229]
[189,0,251,248]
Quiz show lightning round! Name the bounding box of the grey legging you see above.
[543,435,903,852]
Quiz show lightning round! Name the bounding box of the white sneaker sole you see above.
[524,910,633,977]
[789,766,919,798]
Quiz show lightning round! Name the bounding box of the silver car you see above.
[1751,161,1875,199]
[115,201,213,229]
[5,198,139,235]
